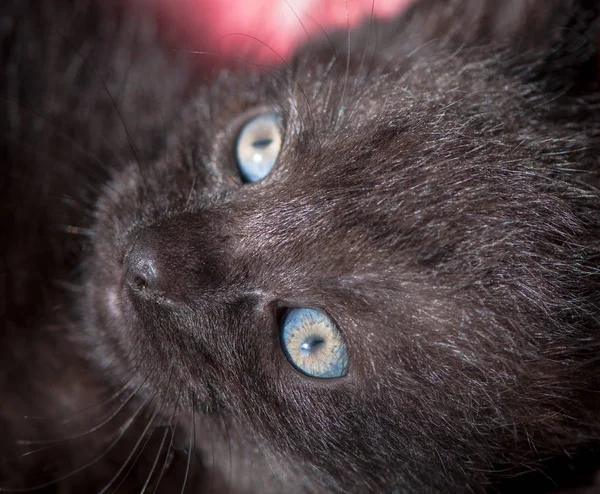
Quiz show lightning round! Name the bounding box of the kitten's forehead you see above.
[108,48,525,276]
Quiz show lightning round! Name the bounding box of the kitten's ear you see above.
[396,0,600,89]
[512,0,600,92]
[404,0,600,91]
[291,0,600,92]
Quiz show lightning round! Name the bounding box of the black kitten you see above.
[2,0,600,492]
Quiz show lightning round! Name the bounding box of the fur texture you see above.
[1,0,600,492]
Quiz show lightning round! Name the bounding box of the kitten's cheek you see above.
[106,287,122,319]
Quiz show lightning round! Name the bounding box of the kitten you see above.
[1,0,600,492]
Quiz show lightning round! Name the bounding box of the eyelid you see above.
[227,106,284,140]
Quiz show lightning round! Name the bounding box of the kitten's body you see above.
[1,0,600,492]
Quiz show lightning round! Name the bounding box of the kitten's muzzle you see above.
[121,216,229,304]
[124,232,163,296]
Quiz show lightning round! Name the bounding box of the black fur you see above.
[2,0,600,492]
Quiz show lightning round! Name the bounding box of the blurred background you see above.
[130,0,414,65]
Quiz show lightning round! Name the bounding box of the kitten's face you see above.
[86,40,599,491]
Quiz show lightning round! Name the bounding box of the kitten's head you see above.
[86,2,600,491]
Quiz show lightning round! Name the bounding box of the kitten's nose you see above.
[124,232,163,296]
[122,217,225,302]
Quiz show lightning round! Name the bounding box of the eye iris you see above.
[281,308,348,379]
[235,113,282,183]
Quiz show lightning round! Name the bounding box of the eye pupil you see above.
[300,336,325,353]
[252,138,273,149]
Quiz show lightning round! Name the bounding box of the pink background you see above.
[145,0,415,64]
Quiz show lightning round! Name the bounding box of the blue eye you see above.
[235,113,282,182]
[281,308,349,379]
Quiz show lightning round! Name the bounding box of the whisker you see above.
[209,407,216,491]
[97,71,146,179]
[106,412,162,494]
[218,33,289,68]
[345,0,379,124]
[283,0,311,47]
[141,383,182,493]
[59,225,94,236]
[139,424,173,494]
[151,415,178,494]
[1,91,119,170]
[22,344,150,424]
[218,33,315,133]
[338,0,352,119]
[0,116,118,199]
[170,46,264,68]
[185,173,198,210]
[180,394,195,494]
[0,389,156,493]
[18,369,152,449]
[357,0,377,79]
[40,34,91,146]
[261,442,282,493]
[172,49,255,68]
[100,368,174,494]
[48,25,149,191]
[221,414,233,494]
[176,45,315,139]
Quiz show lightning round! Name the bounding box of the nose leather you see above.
[124,232,163,295]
